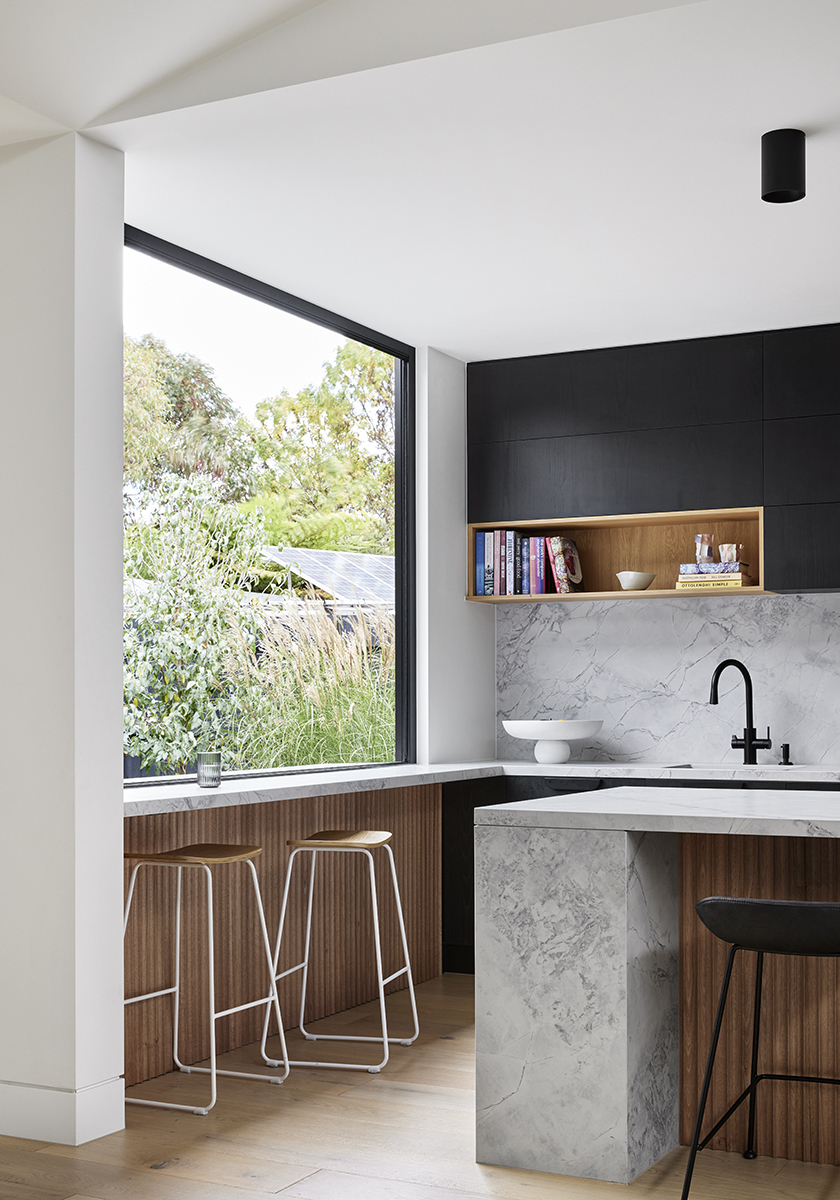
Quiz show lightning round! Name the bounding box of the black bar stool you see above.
[682,895,840,1199]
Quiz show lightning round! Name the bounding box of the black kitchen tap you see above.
[709,658,772,765]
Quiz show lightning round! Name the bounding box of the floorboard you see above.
[5,975,840,1198]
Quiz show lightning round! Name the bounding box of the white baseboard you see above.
[0,1075,124,1144]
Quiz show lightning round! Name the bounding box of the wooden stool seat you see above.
[287,830,392,850]
[125,843,262,865]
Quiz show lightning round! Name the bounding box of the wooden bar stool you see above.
[682,895,840,1199]
[124,843,290,1115]
[260,830,419,1072]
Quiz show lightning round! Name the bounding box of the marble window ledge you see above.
[123,759,840,817]
[122,762,502,817]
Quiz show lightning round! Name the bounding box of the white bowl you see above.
[503,719,603,742]
[503,718,603,764]
[616,571,656,591]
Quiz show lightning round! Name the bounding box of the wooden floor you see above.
[4,975,840,1199]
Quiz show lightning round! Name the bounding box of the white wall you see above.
[416,346,495,762]
[0,133,125,1143]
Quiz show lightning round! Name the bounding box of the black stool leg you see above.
[744,950,764,1159]
[681,945,739,1200]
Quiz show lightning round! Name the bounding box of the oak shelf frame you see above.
[467,506,767,602]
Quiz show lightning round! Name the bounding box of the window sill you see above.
[122,761,504,817]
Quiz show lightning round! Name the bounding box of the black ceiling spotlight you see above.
[761,128,806,203]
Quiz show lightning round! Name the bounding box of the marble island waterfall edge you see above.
[475,820,679,1184]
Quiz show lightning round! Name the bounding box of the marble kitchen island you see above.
[474,786,840,1185]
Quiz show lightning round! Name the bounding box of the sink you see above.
[674,762,837,772]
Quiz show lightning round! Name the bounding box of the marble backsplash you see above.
[496,594,840,766]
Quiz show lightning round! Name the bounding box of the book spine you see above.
[493,530,501,595]
[535,536,545,593]
[548,535,571,593]
[499,531,506,594]
[475,531,484,595]
[546,543,560,592]
[528,538,536,594]
[506,530,515,595]
[675,576,752,589]
[514,531,523,594]
[522,536,530,595]
[484,531,494,595]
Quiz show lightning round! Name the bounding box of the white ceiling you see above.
[2,0,839,362]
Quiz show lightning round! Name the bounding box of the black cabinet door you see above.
[764,324,840,419]
[764,504,840,592]
[764,415,840,506]
[441,777,506,974]
[467,333,761,444]
[468,421,763,522]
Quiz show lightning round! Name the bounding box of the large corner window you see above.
[123,228,414,783]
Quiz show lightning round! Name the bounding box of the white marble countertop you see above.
[502,759,840,783]
[123,758,840,817]
[475,785,840,838]
[122,761,501,817]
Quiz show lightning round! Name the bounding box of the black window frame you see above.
[123,225,416,771]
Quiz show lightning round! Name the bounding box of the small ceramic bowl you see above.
[616,571,656,591]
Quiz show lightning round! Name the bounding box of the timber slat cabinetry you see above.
[123,786,441,1087]
[681,832,840,1165]
[467,506,766,602]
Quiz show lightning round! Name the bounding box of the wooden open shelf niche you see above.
[467,506,767,602]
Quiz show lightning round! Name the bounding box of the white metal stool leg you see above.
[262,841,419,1073]
[184,860,290,1085]
[384,843,420,1046]
[125,856,289,1115]
[297,849,319,1038]
[260,846,307,1066]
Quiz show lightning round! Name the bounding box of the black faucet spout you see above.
[710,658,754,729]
[709,658,770,765]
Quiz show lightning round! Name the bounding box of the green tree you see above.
[124,334,260,501]
[123,336,172,490]
[253,341,395,554]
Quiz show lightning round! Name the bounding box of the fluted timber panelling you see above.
[680,833,840,1164]
[124,785,441,1086]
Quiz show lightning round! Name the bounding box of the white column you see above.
[416,346,495,763]
[0,133,125,1143]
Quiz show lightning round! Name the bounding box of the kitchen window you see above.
[123,227,415,783]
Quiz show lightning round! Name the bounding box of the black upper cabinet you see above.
[467,333,762,444]
[466,320,840,591]
[764,504,840,592]
[764,324,840,420]
[764,415,840,506]
[468,422,763,522]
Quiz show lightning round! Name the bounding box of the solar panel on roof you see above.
[262,546,394,605]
